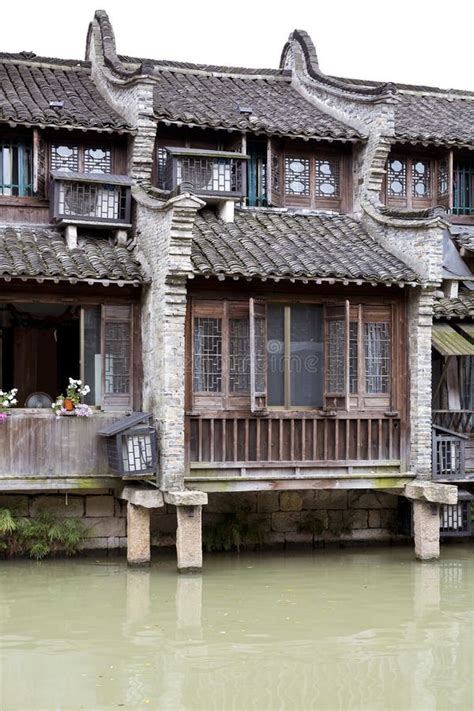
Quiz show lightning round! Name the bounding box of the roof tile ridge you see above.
[281,30,397,100]
[88,10,142,79]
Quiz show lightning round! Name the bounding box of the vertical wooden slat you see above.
[367,419,372,460]
[198,418,203,462]
[323,419,328,461]
[279,419,283,461]
[388,418,393,460]
[233,418,238,462]
[256,417,261,462]
[210,418,215,462]
[267,419,272,461]
[245,418,249,461]
[312,418,317,460]
[301,418,306,461]
[222,418,226,462]
[345,418,350,460]
[290,418,295,461]
[378,418,383,460]
[356,418,361,459]
[334,418,339,460]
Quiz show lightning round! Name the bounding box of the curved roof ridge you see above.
[280,30,397,99]
[87,9,142,79]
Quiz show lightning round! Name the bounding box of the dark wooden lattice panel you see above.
[51,145,79,172]
[193,317,222,393]
[104,321,131,394]
[229,318,250,393]
[349,321,358,394]
[387,158,407,198]
[326,320,345,393]
[284,157,310,196]
[438,158,449,197]
[411,159,431,199]
[364,322,390,394]
[315,158,340,198]
[84,147,112,174]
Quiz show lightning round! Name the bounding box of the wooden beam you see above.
[184,476,414,493]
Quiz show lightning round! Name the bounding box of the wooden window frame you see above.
[280,149,348,211]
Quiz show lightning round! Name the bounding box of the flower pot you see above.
[64,398,75,412]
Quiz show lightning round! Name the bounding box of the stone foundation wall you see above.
[0,489,400,553]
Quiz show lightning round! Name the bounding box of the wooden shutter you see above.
[250,298,267,412]
[32,128,47,197]
[323,301,350,410]
[101,305,133,410]
[436,151,453,211]
[267,137,283,207]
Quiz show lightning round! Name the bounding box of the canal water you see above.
[0,545,472,710]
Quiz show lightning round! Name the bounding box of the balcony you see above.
[162,147,248,200]
[50,171,132,228]
[0,410,127,490]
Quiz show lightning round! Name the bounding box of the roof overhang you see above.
[432,323,474,356]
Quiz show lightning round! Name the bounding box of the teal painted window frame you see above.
[0,138,33,196]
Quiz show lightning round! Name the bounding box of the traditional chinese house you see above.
[0,11,471,568]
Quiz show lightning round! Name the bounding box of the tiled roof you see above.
[0,56,132,132]
[434,292,474,319]
[0,226,143,284]
[452,232,474,253]
[152,70,363,140]
[393,91,474,147]
[192,209,419,284]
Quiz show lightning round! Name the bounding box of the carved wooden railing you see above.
[163,148,248,199]
[50,171,132,226]
[188,414,401,465]
[432,410,474,435]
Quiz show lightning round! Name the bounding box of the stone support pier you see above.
[405,481,457,561]
[121,486,164,566]
[164,490,208,572]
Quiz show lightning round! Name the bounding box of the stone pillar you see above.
[413,501,440,561]
[127,503,151,566]
[120,486,164,566]
[176,505,203,573]
[164,490,208,572]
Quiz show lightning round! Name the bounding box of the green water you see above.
[0,546,473,711]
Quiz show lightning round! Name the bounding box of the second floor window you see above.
[191,299,394,413]
[51,145,112,174]
[283,155,340,203]
[0,138,32,196]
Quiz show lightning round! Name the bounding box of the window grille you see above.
[315,159,340,197]
[284,157,310,196]
[271,152,281,194]
[438,159,449,196]
[364,323,390,393]
[387,158,407,197]
[440,502,470,534]
[229,318,250,393]
[57,180,127,221]
[104,321,131,394]
[453,160,474,215]
[84,147,111,173]
[193,317,222,392]
[254,316,266,394]
[412,160,431,198]
[51,145,79,172]
[349,322,358,394]
[0,139,32,196]
[326,320,345,393]
[156,147,168,188]
[177,157,242,193]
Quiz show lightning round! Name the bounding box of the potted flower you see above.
[52,379,92,418]
[0,388,18,423]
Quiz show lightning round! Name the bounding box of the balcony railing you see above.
[188,414,402,468]
[163,148,248,199]
[50,171,132,227]
[432,426,469,480]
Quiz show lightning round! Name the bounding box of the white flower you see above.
[10,399,17,405]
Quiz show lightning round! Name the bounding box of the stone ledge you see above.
[405,481,457,505]
[120,486,164,509]
[164,490,208,506]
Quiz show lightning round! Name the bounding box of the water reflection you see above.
[0,547,472,710]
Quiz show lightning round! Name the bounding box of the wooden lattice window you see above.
[326,320,346,393]
[315,159,340,198]
[411,160,431,198]
[104,321,131,395]
[284,157,310,196]
[51,144,112,174]
[193,317,222,393]
[387,158,407,197]
[0,138,33,196]
[364,322,391,394]
[438,158,449,197]
[349,322,358,394]
[229,318,250,393]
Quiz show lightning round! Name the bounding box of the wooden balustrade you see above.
[432,430,466,480]
[188,414,401,464]
[432,410,474,435]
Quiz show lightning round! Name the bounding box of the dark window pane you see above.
[267,305,284,406]
[229,318,250,393]
[326,320,345,393]
[290,305,323,407]
[364,322,390,394]
[104,321,130,394]
[193,317,222,392]
[349,321,358,394]
[83,307,101,405]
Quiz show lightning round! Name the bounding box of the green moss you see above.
[203,510,266,552]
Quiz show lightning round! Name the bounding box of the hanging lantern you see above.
[99,412,158,477]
